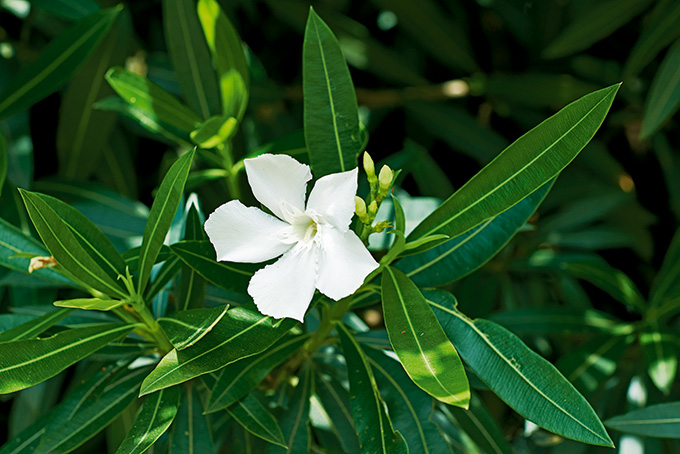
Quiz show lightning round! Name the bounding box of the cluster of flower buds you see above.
[355,151,396,242]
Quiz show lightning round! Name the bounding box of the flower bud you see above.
[368,200,378,217]
[378,165,393,193]
[363,151,377,184]
[355,196,368,222]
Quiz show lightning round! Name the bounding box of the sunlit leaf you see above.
[381,266,469,407]
[605,402,680,438]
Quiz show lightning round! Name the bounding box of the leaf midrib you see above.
[417,90,612,240]
[428,300,611,445]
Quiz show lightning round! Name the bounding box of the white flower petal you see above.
[248,245,319,322]
[244,154,312,222]
[315,226,379,300]
[306,168,359,232]
[204,200,293,263]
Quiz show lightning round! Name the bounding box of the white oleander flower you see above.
[204,154,379,322]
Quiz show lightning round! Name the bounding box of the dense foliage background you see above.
[1,0,679,452]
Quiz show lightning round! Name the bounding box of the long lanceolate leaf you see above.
[137,148,195,294]
[337,323,408,454]
[427,290,614,447]
[207,334,309,412]
[270,362,313,453]
[140,306,296,395]
[397,180,553,287]
[169,384,214,454]
[33,364,148,454]
[19,190,128,298]
[197,0,249,120]
[365,346,452,454]
[303,8,363,177]
[116,386,180,454]
[163,0,221,119]
[641,38,680,139]
[407,84,620,251]
[381,267,469,407]
[0,323,134,394]
[605,402,680,438]
[0,6,122,119]
[0,217,71,285]
[0,308,73,343]
[228,393,286,447]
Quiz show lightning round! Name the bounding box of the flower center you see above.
[302,220,318,243]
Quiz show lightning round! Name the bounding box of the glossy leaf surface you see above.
[427,290,613,447]
[407,84,619,251]
[381,266,469,407]
[0,323,133,393]
[337,323,407,454]
[303,8,362,177]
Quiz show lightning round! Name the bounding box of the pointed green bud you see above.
[363,151,377,184]
[368,200,378,217]
[378,165,393,194]
[355,196,368,222]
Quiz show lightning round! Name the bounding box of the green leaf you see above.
[115,386,180,454]
[303,7,362,177]
[32,191,128,281]
[0,308,73,343]
[190,115,237,148]
[381,267,470,407]
[228,393,286,447]
[56,11,130,180]
[624,0,680,78]
[312,363,361,454]
[641,326,678,394]
[163,0,221,119]
[444,391,514,454]
[605,402,680,438]
[159,305,229,351]
[140,306,296,395]
[94,96,193,146]
[176,202,207,311]
[268,362,314,453]
[364,346,452,454]
[29,0,100,20]
[542,0,653,59]
[336,323,407,454]
[0,217,71,285]
[0,6,122,119]
[0,323,133,394]
[170,240,255,294]
[489,307,632,336]
[398,180,552,286]
[207,335,309,412]
[144,255,182,301]
[105,67,202,135]
[641,38,680,138]
[53,298,125,311]
[19,190,128,298]
[33,363,147,454]
[407,84,620,251]
[197,0,250,120]
[137,148,195,294]
[169,383,214,454]
[427,290,614,447]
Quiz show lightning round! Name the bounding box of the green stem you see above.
[216,142,241,200]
